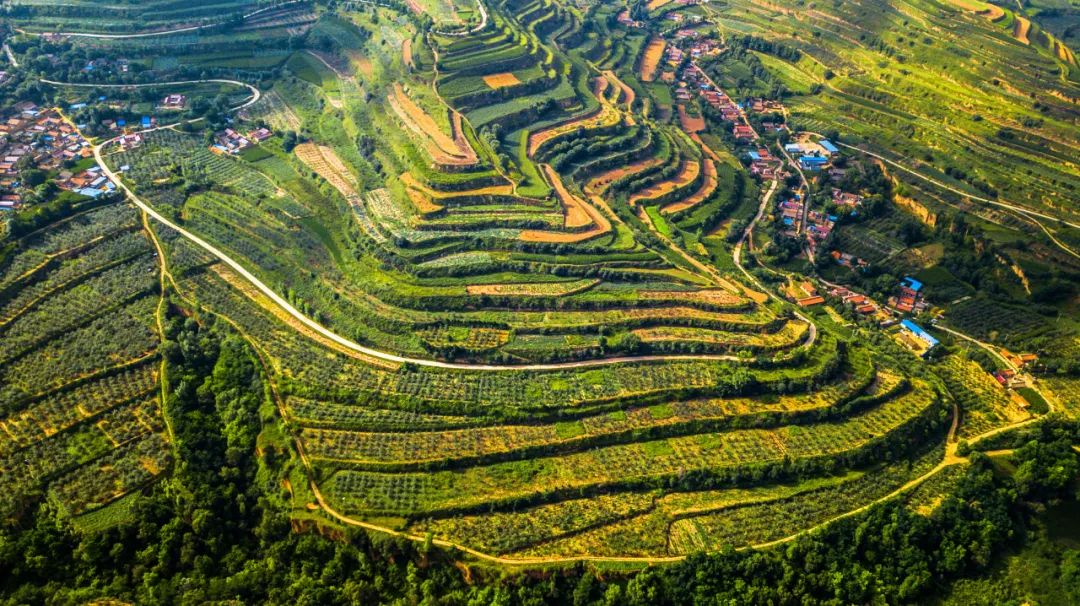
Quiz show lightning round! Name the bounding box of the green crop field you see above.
[0,0,1077,602]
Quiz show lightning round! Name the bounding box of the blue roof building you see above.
[901,319,939,350]
[902,277,923,292]
[800,156,829,170]
[141,116,151,128]
[820,140,839,154]
[747,151,761,161]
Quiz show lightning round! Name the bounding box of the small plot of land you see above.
[640,37,666,83]
[520,166,611,242]
[629,160,702,206]
[483,72,521,89]
[294,143,358,201]
[466,278,599,296]
[678,104,706,134]
[946,0,1006,21]
[387,83,477,166]
[585,156,666,196]
[602,70,635,110]
[663,159,717,214]
[1013,16,1031,45]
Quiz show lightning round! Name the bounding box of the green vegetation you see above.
[1,0,1078,602]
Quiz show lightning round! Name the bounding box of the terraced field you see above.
[6,0,1069,568]
[0,202,169,527]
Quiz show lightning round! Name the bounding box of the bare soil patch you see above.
[1013,16,1031,44]
[630,160,701,205]
[388,83,477,165]
[678,104,706,134]
[663,159,717,214]
[483,72,521,89]
[640,37,666,83]
[295,143,359,202]
[520,166,611,242]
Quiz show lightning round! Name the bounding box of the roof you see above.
[819,140,839,153]
[900,319,939,347]
[902,277,923,292]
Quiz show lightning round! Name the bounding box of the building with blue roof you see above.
[900,319,939,351]
[747,151,761,161]
[819,140,839,154]
[141,116,151,128]
[902,277,923,292]
[800,156,829,170]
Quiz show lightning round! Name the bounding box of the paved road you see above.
[18,1,307,39]
[431,0,489,36]
[41,78,262,112]
[67,76,787,372]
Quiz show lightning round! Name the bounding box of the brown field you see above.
[347,51,374,78]
[388,83,477,165]
[647,0,673,9]
[399,171,513,199]
[662,159,717,215]
[520,166,611,243]
[1013,16,1031,44]
[629,160,701,205]
[948,0,1005,20]
[466,279,599,296]
[640,37,666,82]
[584,156,666,196]
[640,286,744,307]
[602,70,636,110]
[404,187,445,216]
[527,77,619,155]
[1056,40,1075,64]
[404,0,424,15]
[403,38,413,67]
[483,72,521,89]
[678,104,706,134]
[294,143,359,202]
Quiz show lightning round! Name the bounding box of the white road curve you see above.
[18,1,308,39]
[41,78,262,112]
[432,0,488,36]
[93,153,757,371]
[64,77,784,371]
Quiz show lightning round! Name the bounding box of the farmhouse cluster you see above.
[0,103,94,210]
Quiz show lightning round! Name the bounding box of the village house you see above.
[831,188,862,207]
[248,127,273,143]
[212,128,252,155]
[161,94,187,109]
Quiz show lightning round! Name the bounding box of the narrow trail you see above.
[3,44,18,68]
[141,209,176,445]
[823,137,1080,259]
